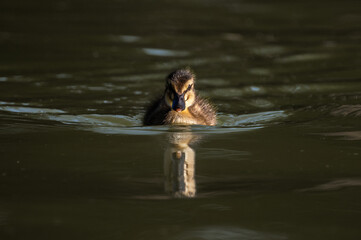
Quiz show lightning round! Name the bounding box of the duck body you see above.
[143,69,217,126]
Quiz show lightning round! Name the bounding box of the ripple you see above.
[299,178,361,192]
[44,114,141,127]
[210,86,267,97]
[64,84,126,92]
[94,100,113,104]
[0,101,31,106]
[142,48,190,57]
[43,111,287,134]
[0,100,288,135]
[0,106,66,114]
[110,73,164,82]
[323,131,361,140]
[89,125,260,135]
[153,56,237,70]
[278,82,360,94]
[247,98,274,108]
[55,73,72,79]
[222,33,243,41]
[210,82,361,98]
[218,111,287,126]
[109,35,140,43]
[174,226,286,240]
[41,113,265,135]
[331,105,361,117]
[92,126,166,135]
[211,88,243,97]
[248,68,272,76]
[0,101,16,105]
[250,45,286,56]
[275,53,330,63]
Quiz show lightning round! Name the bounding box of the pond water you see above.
[1,0,361,239]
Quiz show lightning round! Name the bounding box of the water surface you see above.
[0,0,361,239]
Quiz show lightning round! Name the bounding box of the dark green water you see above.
[1,0,361,239]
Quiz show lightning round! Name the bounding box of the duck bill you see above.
[172,94,185,112]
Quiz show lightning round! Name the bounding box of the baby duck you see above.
[143,69,217,126]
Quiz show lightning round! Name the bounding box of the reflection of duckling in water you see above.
[143,69,217,126]
[164,131,198,198]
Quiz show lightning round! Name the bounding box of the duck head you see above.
[164,69,196,112]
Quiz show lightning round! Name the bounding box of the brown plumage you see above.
[143,69,217,126]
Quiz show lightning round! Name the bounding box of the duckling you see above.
[143,69,217,126]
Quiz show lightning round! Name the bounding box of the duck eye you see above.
[187,84,192,91]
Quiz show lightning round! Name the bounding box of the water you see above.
[1,0,361,239]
